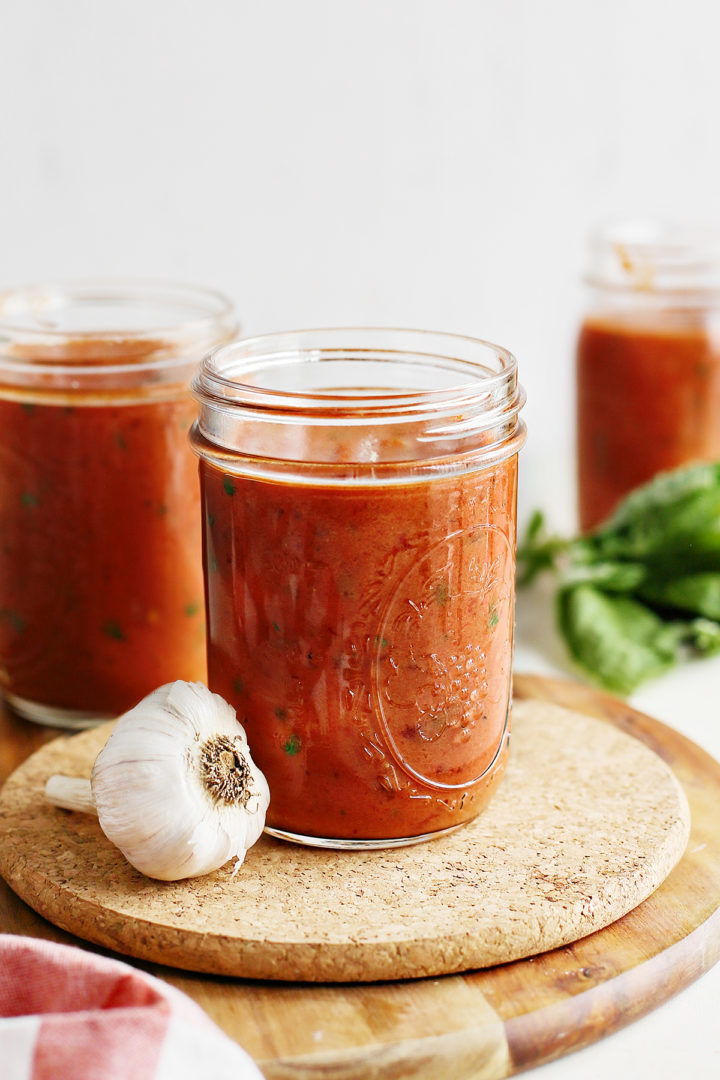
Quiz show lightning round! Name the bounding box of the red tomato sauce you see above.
[0,392,205,714]
[577,315,720,531]
[200,450,518,841]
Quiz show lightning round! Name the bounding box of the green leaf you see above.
[559,560,646,593]
[521,463,720,693]
[596,462,720,534]
[590,463,720,566]
[685,617,720,657]
[639,573,720,620]
[557,584,685,695]
[517,511,571,586]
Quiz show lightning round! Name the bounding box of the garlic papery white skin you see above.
[44,681,270,882]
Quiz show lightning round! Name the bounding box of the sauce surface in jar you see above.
[192,329,525,846]
[0,283,236,725]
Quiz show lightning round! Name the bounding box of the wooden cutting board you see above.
[1,674,719,1078]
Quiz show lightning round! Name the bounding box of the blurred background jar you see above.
[576,222,720,531]
[0,281,237,727]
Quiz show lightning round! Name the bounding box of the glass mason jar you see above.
[577,222,720,531]
[0,281,238,727]
[191,328,526,849]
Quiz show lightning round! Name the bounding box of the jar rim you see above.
[191,328,525,484]
[585,220,720,299]
[0,279,238,376]
[193,327,520,418]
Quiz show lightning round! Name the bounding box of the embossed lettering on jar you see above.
[191,329,526,848]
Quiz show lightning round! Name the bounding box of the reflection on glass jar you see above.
[0,281,237,727]
[577,222,720,531]
[191,329,526,848]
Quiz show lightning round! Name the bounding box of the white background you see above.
[2,1,720,1076]
[4,0,720,532]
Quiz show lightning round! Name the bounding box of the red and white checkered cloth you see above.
[0,934,263,1080]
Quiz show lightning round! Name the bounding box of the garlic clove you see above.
[44,681,270,882]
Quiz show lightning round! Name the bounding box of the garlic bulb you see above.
[44,681,270,882]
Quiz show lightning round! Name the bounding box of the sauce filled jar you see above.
[0,281,237,727]
[191,329,526,848]
[577,222,720,531]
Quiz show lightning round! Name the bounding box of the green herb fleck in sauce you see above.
[20,492,39,509]
[1,608,25,633]
[434,582,449,605]
[184,602,200,617]
[103,620,126,641]
[223,476,236,496]
[284,734,302,755]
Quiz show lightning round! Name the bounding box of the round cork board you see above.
[0,699,690,983]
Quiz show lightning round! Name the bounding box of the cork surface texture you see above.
[0,699,690,982]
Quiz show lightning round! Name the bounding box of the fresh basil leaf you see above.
[525,508,545,544]
[685,617,720,657]
[560,560,646,593]
[595,462,720,537]
[519,463,720,693]
[589,465,720,563]
[639,573,720,620]
[516,511,570,586]
[557,584,685,695]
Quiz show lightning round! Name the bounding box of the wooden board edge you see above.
[505,902,720,1072]
[256,1022,512,1080]
[241,904,720,1079]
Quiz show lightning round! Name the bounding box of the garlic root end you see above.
[45,775,97,816]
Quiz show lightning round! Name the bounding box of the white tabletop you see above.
[514,572,720,1079]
